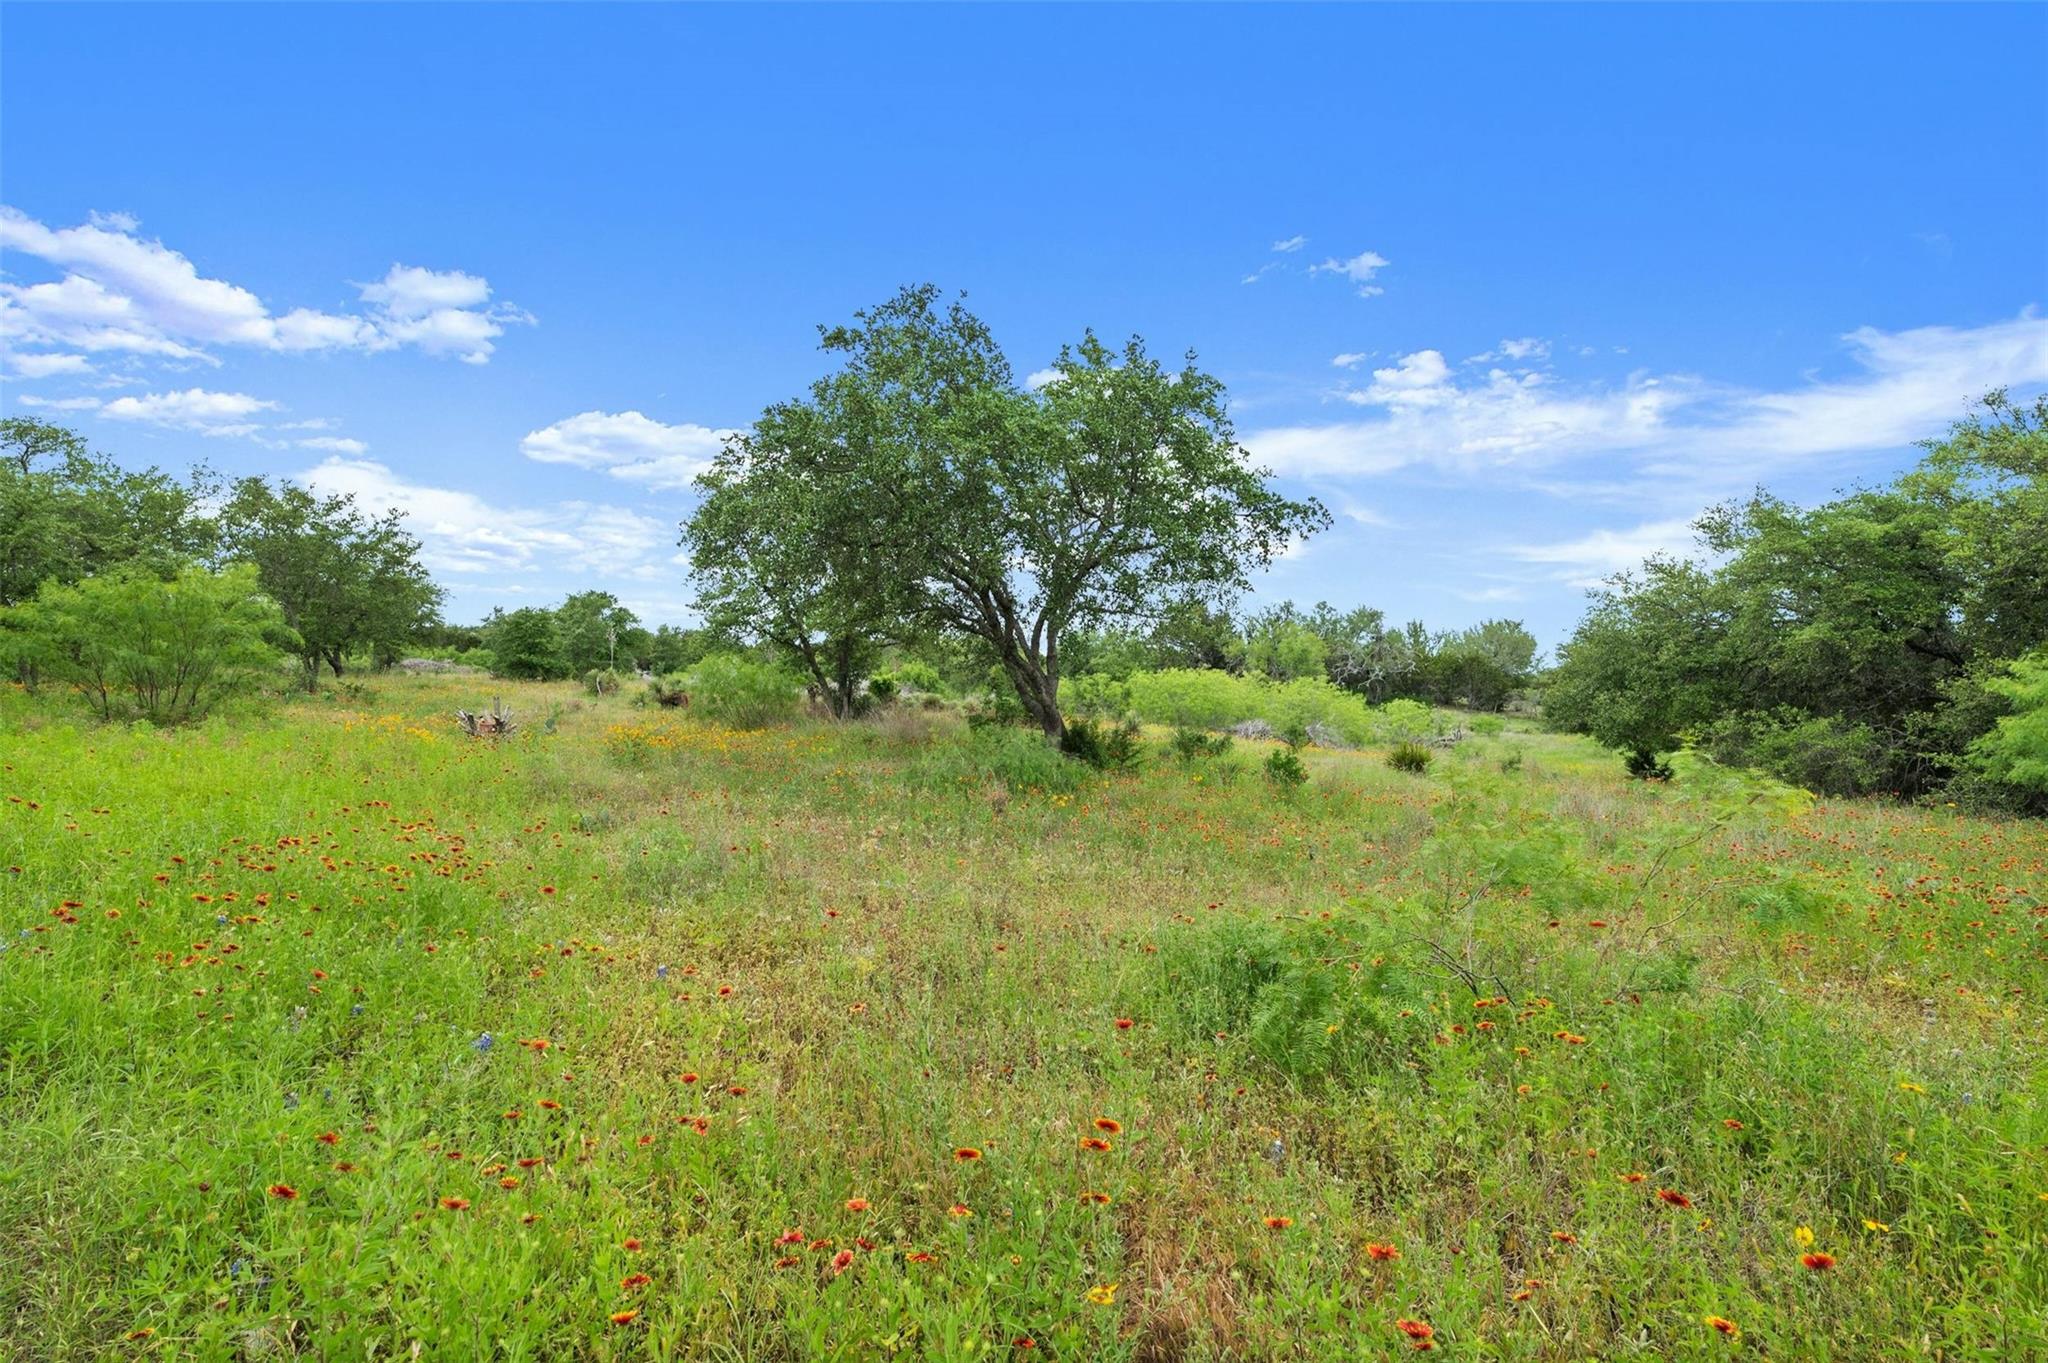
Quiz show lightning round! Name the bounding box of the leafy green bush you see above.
[1971,648,2048,793]
[865,675,898,704]
[1470,714,1506,737]
[1387,741,1432,773]
[1373,698,1432,741]
[488,607,566,680]
[1058,672,1131,719]
[7,563,291,724]
[889,661,946,696]
[980,728,1089,794]
[682,653,799,727]
[1060,715,1144,771]
[1624,747,1675,781]
[1264,745,1308,789]
[582,667,625,697]
[1699,707,1887,796]
[1123,667,1254,729]
[1169,725,1234,761]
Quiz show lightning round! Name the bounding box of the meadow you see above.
[2,675,2043,1361]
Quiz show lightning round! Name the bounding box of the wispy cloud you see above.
[1247,313,2048,489]
[1308,249,1390,298]
[97,387,279,437]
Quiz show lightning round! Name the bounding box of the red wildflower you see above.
[1114,1018,1134,1030]
[1263,1215,1293,1230]
[1093,1117,1123,1134]
[953,1147,982,1162]
[1801,1252,1835,1271]
[1366,1242,1400,1261]
[1657,1189,1694,1209]
[267,1184,298,1200]
[609,1310,637,1325]
[829,1248,855,1275]
[621,1273,652,1291]
[440,1197,469,1210]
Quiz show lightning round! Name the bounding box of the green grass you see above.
[2,676,2044,1360]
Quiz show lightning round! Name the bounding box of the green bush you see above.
[1624,747,1675,781]
[682,653,799,727]
[1697,707,1887,796]
[979,728,1089,794]
[1058,672,1132,719]
[1386,741,1432,773]
[1971,648,2048,793]
[865,675,898,704]
[1470,714,1506,737]
[582,667,625,697]
[1264,745,1307,789]
[1123,667,1254,730]
[488,608,567,680]
[6,563,291,725]
[1373,698,1432,741]
[1169,725,1234,761]
[1060,715,1144,771]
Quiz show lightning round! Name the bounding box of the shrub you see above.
[865,675,898,704]
[1373,698,1432,742]
[979,728,1089,794]
[1970,648,2048,793]
[1124,667,1257,730]
[1624,747,1675,781]
[1060,715,1144,771]
[7,563,291,725]
[644,674,690,708]
[1470,714,1506,737]
[1699,708,1888,796]
[681,653,799,727]
[1264,745,1308,789]
[1386,741,1432,774]
[582,667,625,697]
[1169,725,1234,761]
[890,660,946,696]
[1059,672,1131,719]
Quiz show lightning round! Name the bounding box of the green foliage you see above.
[581,667,625,697]
[1698,707,1888,796]
[1169,725,1234,761]
[487,607,566,680]
[681,652,799,727]
[1623,747,1675,781]
[1386,741,1432,774]
[7,562,290,723]
[1058,715,1144,771]
[864,674,898,703]
[0,418,215,612]
[216,476,441,690]
[977,726,1090,793]
[554,591,638,675]
[1470,713,1506,736]
[1373,698,1432,741]
[1242,612,1328,682]
[1263,744,1308,789]
[1970,647,2048,792]
[690,285,1327,737]
[1548,394,2048,807]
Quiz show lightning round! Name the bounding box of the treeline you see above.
[1545,392,2048,813]
[1,416,439,717]
[419,598,721,682]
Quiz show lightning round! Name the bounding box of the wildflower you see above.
[499,1177,519,1189]
[1093,1117,1123,1134]
[1800,1252,1835,1271]
[679,1072,699,1084]
[440,1197,470,1211]
[1793,1225,1815,1248]
[1619,1172,1646,1184]
[539,1099,561,1110]
[1085,1283,1118,1306]
[316,1131,339,1145]
[1657,1189,1694,1209]
[1395,1319,1435,1341]
[775,1228,806,1246]
[830,1248,855,1275]
[1114,1018,1134,1030]
[845,1197,870,1212]
[609,1310,638,1325]
[1863,1218,1890,1233]
[267,1184,298,1200]
[1550,1230,1577,1244]
[1705,1315,1739,1336]
[621,1273,651,1291]
[947,1203,973,1218]
[517,1157,543,1168]
[1366,1242,1400,1262]
[1080,1137,1113,1152]
[906,1251,938,1263]
[1263,1215,1293,1230]
[623,1237,642,1251]
[953,1146,982,1162]
[1722,1119,1744,1130]
[1899,1081,1926,1094]
[772,1255,800,1269]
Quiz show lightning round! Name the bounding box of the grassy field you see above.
[2,675,2043,1361]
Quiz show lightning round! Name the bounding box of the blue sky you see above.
[4,4,2044,650]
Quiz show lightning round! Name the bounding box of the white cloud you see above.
[519,410,731,490]
[5,351,92,378]
[1506,517,1705,588]
[297,436,367,454]
[1472,337,1551,364]
[1330,352,1369,369]
[97,387,278,437]
[1248,313,2048,485]
[1272,235,1306,253]
[298,457,672,577]
[15,394,102,411]
[1024,367,1064,390]
[0,207,528,367]
[1309,249,1390,298]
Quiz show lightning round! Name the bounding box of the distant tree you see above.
[646,623,715,675]
[1,418,214,611]
[488,607,566,680]
[215,477,441,690]
[1971,647,2048,795]
[10,562,291,723]
[1146,599,1242,672]
[1242,604,1329,682]
[555,590,639,675]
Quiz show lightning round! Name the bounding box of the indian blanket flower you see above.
[953,1147,982,1162]
[1366,1242,1400,1262]
[1263,1215,1293,1230]
[1705,1315,1739,1337]
[1093,1117,1122,1134]
[267,1184,298,1200]
[1801,1252,1836,1271]
[1657,1189,1694,1209]
[1080,1137,1113,1152]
